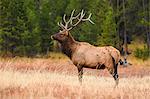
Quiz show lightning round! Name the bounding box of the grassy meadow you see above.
[0,54,150,99]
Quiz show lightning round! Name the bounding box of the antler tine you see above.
[67,27,73,31]
[71,9,86,26]
[63,14,67,24]
[63,9,76,29]
[63,14,69,29]
[80,9,86,18]
[70,11,81,25]
[57,22,65,29]
[57,22,62,28]
[70,9,76,19]
[82,13,95,24]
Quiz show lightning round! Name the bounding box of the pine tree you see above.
[87,0,117,46]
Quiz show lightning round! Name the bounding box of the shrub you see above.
[134,46,150,60]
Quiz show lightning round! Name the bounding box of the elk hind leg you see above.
[107,67,119,88]
[113,63,119,86]
[111,56,119,87]
[107,64,119,87]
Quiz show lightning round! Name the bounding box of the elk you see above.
[51,9,121,86]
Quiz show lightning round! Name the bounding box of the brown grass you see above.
[0,57,150,99]
[127,55,150,67]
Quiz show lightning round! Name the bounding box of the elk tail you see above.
[111,56,116,69]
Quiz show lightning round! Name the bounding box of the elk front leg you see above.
[77,66,83,83]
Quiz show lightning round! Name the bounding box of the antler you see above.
[71,9,94,26]
[58,9,94,30]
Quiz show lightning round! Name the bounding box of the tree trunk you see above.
[143,0,150,56]
[147,0,150,55]
[116,0,121,50]
[146,32,150,52]
[123,0,128,59]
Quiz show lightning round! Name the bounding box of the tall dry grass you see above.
[0,69,150,99]
[0,57,150,99]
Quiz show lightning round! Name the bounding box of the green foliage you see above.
[134,46,150,60]
[0,0,41,56]
[96,0,117,46]
[0,0,149,57]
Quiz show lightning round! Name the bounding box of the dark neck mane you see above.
[60,33,78,58]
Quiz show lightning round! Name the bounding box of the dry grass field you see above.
[0,55,150,99]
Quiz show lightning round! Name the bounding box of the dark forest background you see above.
[0,0,149,59]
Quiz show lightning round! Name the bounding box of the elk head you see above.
[51,9,94,43]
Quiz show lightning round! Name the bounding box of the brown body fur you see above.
[71,42,114,70]
[103,46,121,65]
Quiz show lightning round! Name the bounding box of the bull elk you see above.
[51,9,122,86]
